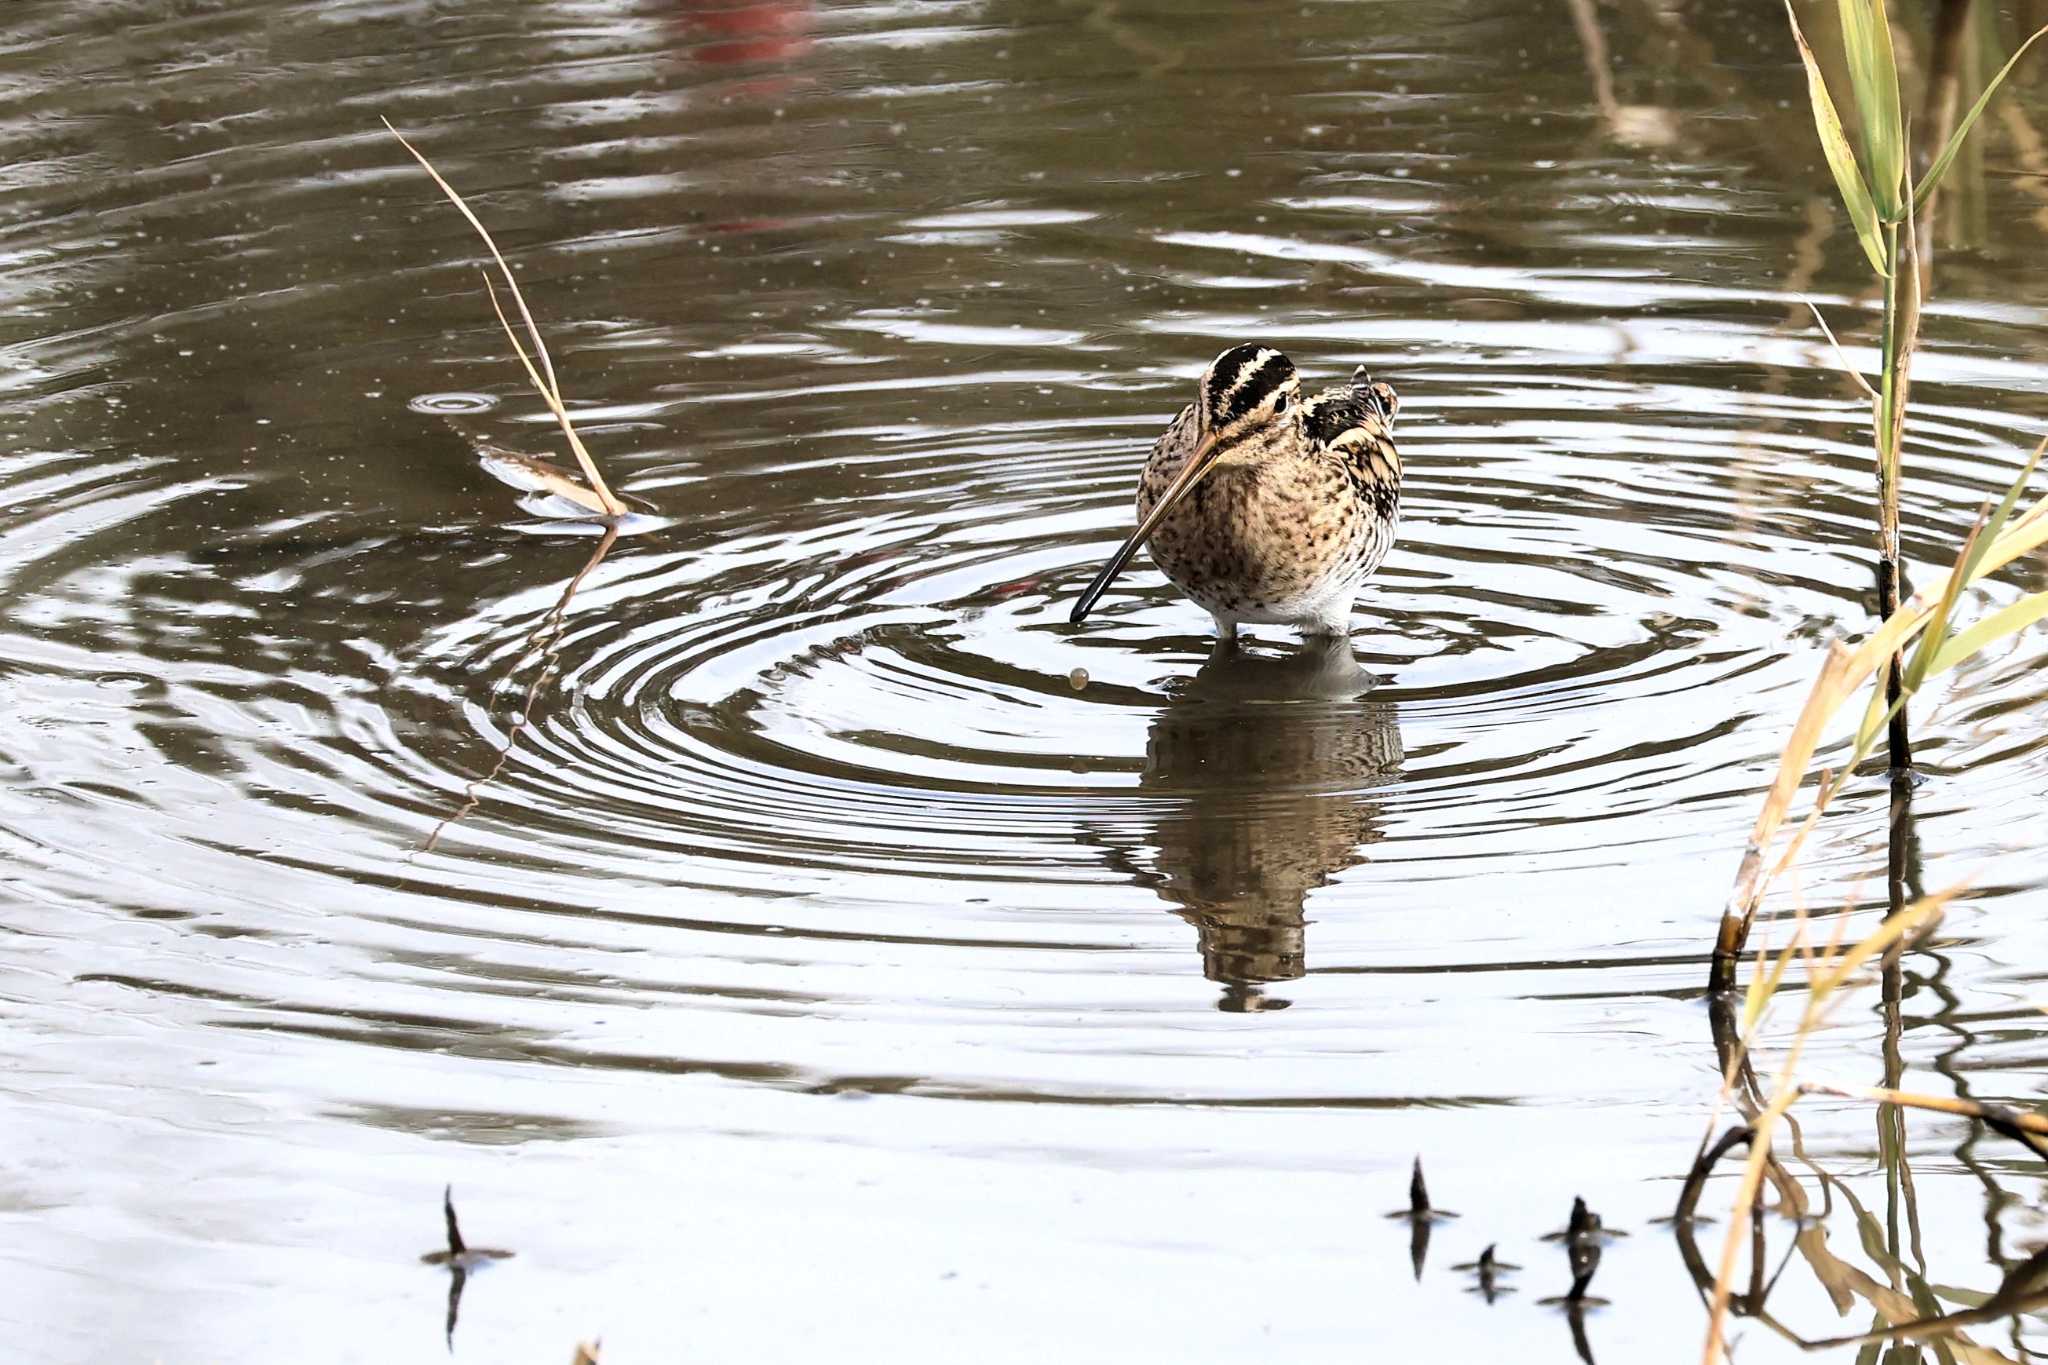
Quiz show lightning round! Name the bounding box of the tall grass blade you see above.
[1884,205,1922,493]
[1718,454,2048,978]
[1786,1,1889,275]
[1854,665,1897,752]
[1838,0,1905,218]
[1913,23,2048,212]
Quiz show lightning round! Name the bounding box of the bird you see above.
[1068,343,1401,639]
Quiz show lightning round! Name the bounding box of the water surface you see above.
[6,1,2048,1360]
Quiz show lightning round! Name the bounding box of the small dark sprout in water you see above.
[1539,1199,1611,1312]
[1454,1244,1522,1274]
[421,1185,516,1351]
[1387,1155,1457,1221]
[1455,1244,1521,1303]
[1541,1195,1626,1244]
[443,1182,464,1257]
[1387,1156,1455,1282]
[419,1185,514,1268]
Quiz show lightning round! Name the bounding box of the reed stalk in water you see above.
[1707,2,2048,982]
[384,117,629,519]
[1711,437,2048,991]
[1782,0,2046,784]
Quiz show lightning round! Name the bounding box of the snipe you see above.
[1069,344,1401,639]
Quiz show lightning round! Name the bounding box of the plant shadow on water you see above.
[1671,768,2048,1359]
[12,0,2048,1360]
[1099,635,1400,1014]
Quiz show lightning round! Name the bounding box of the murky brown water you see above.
[6,1,2048,1359]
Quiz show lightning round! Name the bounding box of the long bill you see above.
[1068,430,1222,625]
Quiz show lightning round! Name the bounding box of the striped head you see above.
[1067,342,1311,627]
[1198,343,1301,448]
[1355,370,1400,431]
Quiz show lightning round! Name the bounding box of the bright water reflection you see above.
[4,1,2048,1360]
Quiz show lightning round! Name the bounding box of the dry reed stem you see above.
[481,276,613,517]
[384,118,628,519]
[1800,297,1879,401]
[1718,481,2048,968]
[1800,1081,2048,1134]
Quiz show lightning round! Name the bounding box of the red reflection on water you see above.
[674,0,812,66]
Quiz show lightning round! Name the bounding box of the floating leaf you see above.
[475,444,615,517]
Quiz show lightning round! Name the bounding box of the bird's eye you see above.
[1272,390,1289,413]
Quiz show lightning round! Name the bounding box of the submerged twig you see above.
[421,524,620,853]
[1700,890,1953,1364]
[1797,1244,2048,1349]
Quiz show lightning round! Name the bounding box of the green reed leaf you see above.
[1908,436,2048,690]
[1838,0,1905,219]
[1955,436,2046,589]
[1903,516,1983,694]
[1922,591,2048,680]
[1914,23,2048,213]
[1786,1,1889,275]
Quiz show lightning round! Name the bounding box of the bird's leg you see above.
[1212,615,1239,642]
[1299,606,1353,640]
[1295,621,1376,695]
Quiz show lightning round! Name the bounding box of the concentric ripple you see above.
[10,1,2048,1360]
[387,367,2043,918]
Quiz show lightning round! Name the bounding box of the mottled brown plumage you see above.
[1070,344,1402,638]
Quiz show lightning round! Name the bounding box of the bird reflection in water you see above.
[1122,636,1402,1012]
